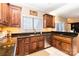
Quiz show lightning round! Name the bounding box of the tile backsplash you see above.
[0,27,20,32]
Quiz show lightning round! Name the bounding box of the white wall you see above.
[55,16,67,23]
[55,16,70,31]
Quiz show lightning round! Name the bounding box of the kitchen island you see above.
[0,30,78,56]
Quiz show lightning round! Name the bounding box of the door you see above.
[9,5,21,27]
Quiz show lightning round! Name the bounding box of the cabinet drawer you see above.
[38,36,44,41]
[24,38,30,43]
[30,37,38,42]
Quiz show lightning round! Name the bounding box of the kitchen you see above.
[0,3,79,56]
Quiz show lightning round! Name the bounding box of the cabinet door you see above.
[47,15,52,27]
[0,3,9,25]
[43,14,54,28]
[55,40,62,50]
[24,37,30,44]
[9,5,21,27]
[2,3,9,25]
[62,42,72,54]
[24,37,30,55]
[16,38,25,56]
[30,42,37,53]
[38,41,44,50]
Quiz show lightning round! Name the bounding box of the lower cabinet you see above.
[16,35,45,56]
[51,35,73,55]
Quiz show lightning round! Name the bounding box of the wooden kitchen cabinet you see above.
[16,38,25,56]
[16,37,30,56]
[37,36,44,50]
[30,36,45,53]
[0,3,9,26]
[0,3,21,27]
[50,34,74,55]
[16,35,45,56]
[9,5,21,27]
[43,14,55,28]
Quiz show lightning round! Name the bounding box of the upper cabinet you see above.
[0,3,21,27]
[0,3,9,26]
[9,5,21,27]
[43,14,55,28]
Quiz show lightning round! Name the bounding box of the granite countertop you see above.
[51,31,78,37]
[0,28,78,38]
[11,30,78,37]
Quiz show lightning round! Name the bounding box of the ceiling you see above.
[49,4,79,18]
[24,3,66,13]
[11,3,79,18]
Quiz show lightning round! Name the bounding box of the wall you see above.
[55,16,67,23]
[55,16,70,31]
